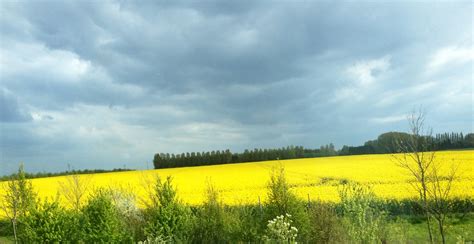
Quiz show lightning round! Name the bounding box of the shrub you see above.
[228,205,264,242]
[191,182,232,243]
[109,187,145,242]
[138,235,170,244]
[19,199,79,243]
[308,201,345,243]
[0,218,13,237]
[264,214,298,243]
[143,176,191,242]
[267,166,298,214]
[265,165,310,242]
[339,182,387,243]
[80,189,127,243]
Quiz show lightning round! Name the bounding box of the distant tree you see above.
[153,154,162,169]
[377,132,411,153]
[224,149,232,164]
[464,133,474,148]
[196,152,202,165]
[170,154,176,167]
[339,145,350,155]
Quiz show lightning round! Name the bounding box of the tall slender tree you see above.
[1,164,37,243]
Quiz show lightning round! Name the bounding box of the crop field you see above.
[1,150,473,208]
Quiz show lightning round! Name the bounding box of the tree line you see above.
[154,131,473,169]
[153,145,337,169]
[340,131,474,155]
[0,168,134,182]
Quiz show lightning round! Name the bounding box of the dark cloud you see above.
[0,89,32,122]
[0,1,472,174]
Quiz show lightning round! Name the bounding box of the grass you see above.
[0,236,13,244]
[395,215,474,243]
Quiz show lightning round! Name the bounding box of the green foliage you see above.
[0,219,13,237]
[264,214,298,243]
[143,176,191,242]
[191,182,233,243]
[1,164,473,243]
[19,199,79,243]
[0,190,472,243]
[226,205,263,242]
[267,166,297,215]
[339,182,387,243]
[138,235,170,244]
[2,164,37,219]
[1,164,37,243]
[110,188,145,242]
[308,201,345,243]
[265,165,310,242]
[385,217,411,244]
[80,189,129,243]
[12,187,143,243]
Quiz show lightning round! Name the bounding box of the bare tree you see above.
[426,159,460,244]
[393,110,435,243]
[138,172,160,208]
[0,164,36,244]
[393,109,461,244]
[58,173,91,210]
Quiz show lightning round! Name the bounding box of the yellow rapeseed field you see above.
[1,150,473,209]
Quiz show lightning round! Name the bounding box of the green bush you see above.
[0,219,13,237]
[19,199,79,243]
[138,235,170,244]
[339,182,387,243]
[264,213,298,243]
[143,176,191,242]
[228,205,264,242]
[191,182,234,243]
[110,187,146,242]
[308,201,345,243]
[18,188,141,243]
[80,189,129,243]
[265,166,310,242]
[266,166,298,215]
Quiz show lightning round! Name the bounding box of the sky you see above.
[0,1,472,174]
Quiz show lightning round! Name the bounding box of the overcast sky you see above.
[0,1,472,174]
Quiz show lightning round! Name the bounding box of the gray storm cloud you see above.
[0,1,472,174]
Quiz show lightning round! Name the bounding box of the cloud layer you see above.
[0,1,472,174]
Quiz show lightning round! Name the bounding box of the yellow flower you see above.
[0,150,472,214]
